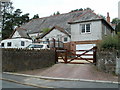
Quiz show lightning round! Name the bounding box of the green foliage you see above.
[111,18,120,24]
[32,14,39,19]
[42,28,51,33]
[2,9,30,39]
[97,35,120,50]
[70,8,93,12]
[115,22,120,33]
[53,11,60,16]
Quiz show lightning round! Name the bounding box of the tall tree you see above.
[111,18,120,33]
[32,14,39,19]
[111,18,120,24]
[2,8,30,39]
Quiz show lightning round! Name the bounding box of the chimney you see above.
[107,12,110,23]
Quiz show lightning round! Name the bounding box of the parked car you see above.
[26,43,50,49]
[0,38,32,48]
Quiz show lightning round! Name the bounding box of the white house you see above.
[39,26,71,43]
[0,38,32,48]
[68,11,114,51]
[10,10,115,50]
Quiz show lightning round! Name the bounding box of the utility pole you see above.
[118,1,120,19]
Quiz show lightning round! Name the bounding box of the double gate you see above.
[55,46,97,64]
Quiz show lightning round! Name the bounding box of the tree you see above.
[32,14,39,19]
[115,23,120,33]
[111,18,120,33]
[2,8,30,39]
[53,11,60,16]
[111,18,120,24]
[1,0,13,31]
[70,8,93,12]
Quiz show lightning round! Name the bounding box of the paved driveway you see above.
[19,63,118,82]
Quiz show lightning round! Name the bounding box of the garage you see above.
[76,44,96,59]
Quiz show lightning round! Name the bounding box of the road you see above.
[2,80,37,88]
[2,73,119,88]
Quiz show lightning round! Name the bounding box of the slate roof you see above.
[9,27,30,38]
[11,10,114,38]
[38,25,71,39]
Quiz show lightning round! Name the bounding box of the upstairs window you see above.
[81,24,91,33]
[7,42,12,47]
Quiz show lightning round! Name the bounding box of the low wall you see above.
[2,48,56,72]
[96,49,120,75]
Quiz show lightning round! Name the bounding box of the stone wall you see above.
[2,48,56,72]
[96,49,120,75]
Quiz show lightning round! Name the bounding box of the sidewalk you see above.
[18,63,118,82]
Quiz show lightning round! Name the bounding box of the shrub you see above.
[97,35,120,50]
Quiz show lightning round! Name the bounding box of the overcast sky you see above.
[11,0,119,21]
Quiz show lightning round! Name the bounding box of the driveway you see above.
[19,63,118,82]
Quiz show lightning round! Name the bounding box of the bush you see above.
[97,35,120,50]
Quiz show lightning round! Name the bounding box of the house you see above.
[10,10,115,50]
[68,11,115,51]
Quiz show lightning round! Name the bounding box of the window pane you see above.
[21,41,25,46]
[64,37,68,42]
[82,24,85,33]
[86,24,90,32]
[1,43,4,47]
[7,42,11,47]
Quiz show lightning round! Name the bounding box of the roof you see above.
[12,10,92,36]
[11,10,114,38]
[9,27,31,38]
[38,26,71,39]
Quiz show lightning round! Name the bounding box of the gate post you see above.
[55,48,58,64]
[65,50,67,63]
[93,46,97,65]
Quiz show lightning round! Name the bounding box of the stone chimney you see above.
[107,12,110,23]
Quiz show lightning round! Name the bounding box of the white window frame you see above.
[81,23,91,34]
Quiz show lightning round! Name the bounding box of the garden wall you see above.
[96,49,120,75]
[2,48,56,72]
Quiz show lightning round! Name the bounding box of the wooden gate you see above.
[55,46,97,64]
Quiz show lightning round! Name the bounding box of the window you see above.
[21,41,25,46]
[82,24,85,33]
[81,24,91,33]
[7,42,11,47]
[1,43,4,47]
[64,37,68,42]
[86,24,90,32]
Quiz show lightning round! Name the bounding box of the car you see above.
[26,43,50,50]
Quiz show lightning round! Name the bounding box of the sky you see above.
[11,0,120,21]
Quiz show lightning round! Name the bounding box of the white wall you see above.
[42,29,70,43]
[71,21,102,41]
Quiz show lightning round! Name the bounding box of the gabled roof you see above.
[16,10,91,35]
[68,10,114,31]
[10,10,114,38]
[38,26,71,39]
[9,27,30,38]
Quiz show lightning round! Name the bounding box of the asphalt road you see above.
[2,80,36,88]
[2,73,119,88]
